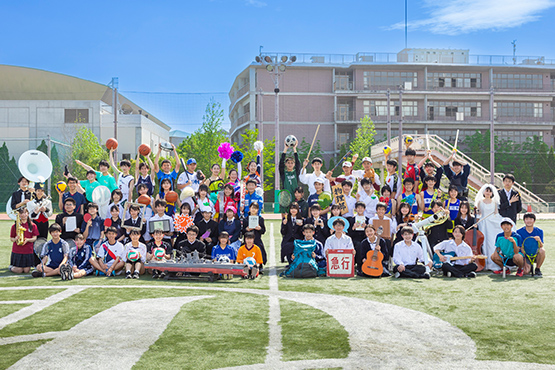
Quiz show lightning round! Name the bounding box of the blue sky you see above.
[2,0,555,130]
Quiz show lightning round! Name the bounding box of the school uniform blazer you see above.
[197,219,219,245]
[356,237,389,269]
[280,217,304,245]
[498,189,522,223]
[242,216,266,247]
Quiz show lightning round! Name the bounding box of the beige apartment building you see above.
[229,49,555,161]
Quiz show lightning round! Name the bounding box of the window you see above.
[496,130,543,144]
[64,109,89,123]
[493,73,543,89]
[427,101,482,119]
[363,71,417,89]
[338,133,350,148]
[363,100,418,117]
[428,72,482,89]
[494,102,543,118]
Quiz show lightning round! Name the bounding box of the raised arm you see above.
[153,144,162,173]
[75,159,94,172]
[135,151,141,183]
[146,155,156,181]
[109,149,120,175]
[417,150,431,168]
[172,144,180,173]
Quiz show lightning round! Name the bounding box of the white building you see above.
[0,65,170,159]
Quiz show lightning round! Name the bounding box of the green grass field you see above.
[0,219,553,369]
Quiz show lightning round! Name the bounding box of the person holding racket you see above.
[491,218,525,276]
[516,213,546,276]
[278,139,301,215]
[81,203,104,248]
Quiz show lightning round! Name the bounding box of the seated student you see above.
[324,217,354,255]
[333,180,356,218]
[212,232,237,262]
[173,202,193,247]
[242,179,264,218]
[298,224,326,269]
[106,189,126,219]
[11,176,32,211]
[426,200,449,251]
[196,206,219,257]
[433,225,478,278]
[124,229,147,279]
[305,204,330,246]
[176,225,207,258]
[58,177,86,215]
[218,205,242,252]
[106,205,125,243]
[236,232,264,278]
[10,208,39,274]
[392,226,432,279]
[146,229,173,279]
[454,201,475,230]
[70,234,97,279]
[33,223,70,278]
[371,202,396,257]
[357,224,390,277]
[55,198,84,242]
[281,202,305,264]
[379,185,396,216]
[348,201,369,253]
[148,199,174,243]
[516,212,546,276]
[357,178,379,220]
[123,204,147,244]
[242,202,267,266]
[96,226,125,277]
[399,178,419,216]
[29,183,52,240]
[491,218,525,276]
[293,186,309,219]
[81,202,104,248]
[307,178,327,211]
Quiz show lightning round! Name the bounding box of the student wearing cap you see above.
[154,142,181,193]
[492,217,525,276]
[300,157,331,196]
[359,156,381,192]
[177,157,203,194]
[325,154,360,186]
[442,149,470,200]
[307,178,328,213]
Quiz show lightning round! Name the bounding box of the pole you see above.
[112,77,119,159]
[404,0,408,49]
[490,88,495,184]
[274,78,280,192]
[258,89,264,189]
[397,86,403,181]
[47,134,52,197]
[386,89,391,146]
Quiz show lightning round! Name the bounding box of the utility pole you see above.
[490,87,495,184]
[111,77,119,158]
[397,85,404,181]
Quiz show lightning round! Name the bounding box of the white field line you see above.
[265,222,282,365]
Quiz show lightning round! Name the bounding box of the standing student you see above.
[420,176,439,219]
[357,178,379,219]
[156,178,180,218]
[417,151,444,192]
[196,207,218,257]
[242,179,263,218]
[177,158,202,194]
[218,206,242,251]
[279,140,301,214]
[442,150,470,200]
[403,148,420,193]
[445,185,461,234]
[78,170,100,209]
[214,184,237,221]
[399,178,420,216]
[300,157,331,196]
[110,149,134,203]
[475,184,503,271]
[335,180,356,218]
[206,163,226,195]
[9,208,39,274]
[294,186,309,219]
[135,150,156,197]
[392,227,431,279]
[498,174,522,223]
[433,225,478,278]
[29,183,52,240]
[58,177,86,215]
[305,204,330,246]
[243,202,267,265]
[281,202,305,264]
[384,159,401,200]
[154,142,181,193]
[454,201,475,229]
[106,189,126,219]
[122,204,147,244]
[11,176,32,211]
[307,178,327,211]
[81,203,104,247]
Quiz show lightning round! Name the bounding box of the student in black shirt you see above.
[176,225,207,258]
[54,198,84,241]
[196,207,218,257]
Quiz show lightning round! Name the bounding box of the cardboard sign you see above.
[326,249,356,277]
[331,184,349,215]
[371,219,391,239]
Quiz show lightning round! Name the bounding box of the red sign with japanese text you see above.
[326,249,356,277]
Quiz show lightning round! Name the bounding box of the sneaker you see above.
[394,272,401,279]
[467,272,477,278]
[493,270,503,275]
[32,270,43,278]
[126,271,132,279]
[68,269,74,281]
[516,268,524,277]
[446,271,452,278]
[423,272,430,279]
[535,268,542,277]
[60,264,69,281]
[133,271,140,279]
[160,271,167,279]
[152,271,160,279]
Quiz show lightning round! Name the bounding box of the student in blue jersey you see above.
[444,185,461,234]
[75,159,118,193]
[96,226,125,277]
[154,142,181,193]
[32,223,70,278]
[81,203,104,248]
[241,179,264,218]
[420,176,439,219]
[516,212,546,276]
[212,232,237,262]
[124,229,147,279]
[299,224,326,269]
[399,178,419,216]
[109,149,134,203]
[135,150,156,197]
[70,234,97,279]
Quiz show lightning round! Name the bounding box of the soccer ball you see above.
[404,135,414,146]
[127,250,140,263]
[153,248,165,260]
[285,135,297,147]
[244,257,257,266]
[217,256,231,264]
[383,146,392,156]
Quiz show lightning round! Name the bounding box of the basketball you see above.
[383,146,392,156]
[55,181,67,193]
[137,194,151,206]
[404,135,414,146]
[106,138,118,150]
[127,250,140,263]
[165,191,179,203]
[285,135,297,147]
[138,144,151,156]
[153,248,165,260]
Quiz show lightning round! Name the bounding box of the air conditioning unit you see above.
[404,82,412,90]
[456,112,464,121]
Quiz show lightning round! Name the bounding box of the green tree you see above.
[177,99,228,174]
[0,143,19,204]
[349,115,376,170]
[296,138,324,170]
[70,126,109,180]
[232,129,275,195]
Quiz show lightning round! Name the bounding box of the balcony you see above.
[334,80,354,91]
[232,112,250,129]
[230,83,250,105]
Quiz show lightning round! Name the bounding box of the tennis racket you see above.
[522,237,540,276]
[496,236,514,278]
[278,189,292,208]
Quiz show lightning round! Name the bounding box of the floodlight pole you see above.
[111,77,119,159]
[397,85,404,181]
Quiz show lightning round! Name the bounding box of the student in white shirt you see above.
[433,225,478,278]
[331,180,357,218]
[357,178,379,219]
[300,157,331,196]
[324,217,354,255]
[147,199,174,242]
[392,226,431,279]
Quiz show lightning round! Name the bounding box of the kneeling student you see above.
[392,227,432,279]
[433,225,477,278]
[236,232,263,277]
[517,212,546,277]
[96,226,125,277]
[33,223,70,278]
[357,224,390,277]
[124,229,147,279]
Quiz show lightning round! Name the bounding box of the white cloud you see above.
[245,0,267,7]
[389,0,555,35]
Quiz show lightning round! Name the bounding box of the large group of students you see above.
[8,138,547,280]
